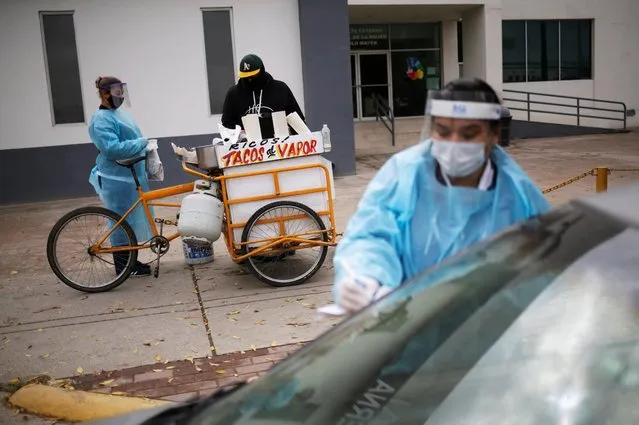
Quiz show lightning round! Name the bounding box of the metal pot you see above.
[195,145,219,170]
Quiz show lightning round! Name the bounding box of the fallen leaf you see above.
[210,346,216,352]
[175,301,183,305]
[163,359,169,364]
[285,298,293,303]
[227,310,241,316]
[228,317,238,322]
[195,365,202,372]
[111,391,127,396]
[168,377,174,384]
[215,370,225,374]
[40,354,50,359]
[99,379,115,386]
[76,366,84,375]
[152,369,164,373]
[271,341,277,347]
[155,354,162,362]
[133,348,139,354]
[250,344,257,351]
[10,271,18,275]
[8,378,20,384]
[296,297,305,301]
[209,362,219,367]
[286,322,310,327]
[232,335,241,339]
[301,303,316,309]
[166,366,175,370]
[184,356,194,364]
[255,320,266,325]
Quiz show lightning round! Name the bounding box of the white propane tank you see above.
[177,180,224,242]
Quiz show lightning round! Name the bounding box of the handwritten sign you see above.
[215,131,325,169]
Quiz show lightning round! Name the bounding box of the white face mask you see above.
[430,139,486,178]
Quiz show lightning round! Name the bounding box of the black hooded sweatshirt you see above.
[221,71,305,139]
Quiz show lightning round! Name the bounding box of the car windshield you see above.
[187,202,639,425]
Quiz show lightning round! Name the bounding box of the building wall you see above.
[2,0,356,205]
[501,0,639,128]
[298,0,356,175]
[0,0,304,152]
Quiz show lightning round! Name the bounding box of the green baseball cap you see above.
[238,54,264,78]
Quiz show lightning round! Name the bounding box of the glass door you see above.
[390,50,441,117]
[351,52,391,121]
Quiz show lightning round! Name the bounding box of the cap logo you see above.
[243,62,251,71]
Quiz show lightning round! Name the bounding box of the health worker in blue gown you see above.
[334,77,551,313]
[88,76,154,278]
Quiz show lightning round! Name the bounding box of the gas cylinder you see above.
[177,180,224,242]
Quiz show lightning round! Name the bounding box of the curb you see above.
[8,384,172,423]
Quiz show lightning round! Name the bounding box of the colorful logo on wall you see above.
[406,57,425,80]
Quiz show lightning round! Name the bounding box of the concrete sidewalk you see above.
[2,132,639,424]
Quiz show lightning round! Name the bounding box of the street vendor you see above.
[221,54,306,139]
[333,77,551,313]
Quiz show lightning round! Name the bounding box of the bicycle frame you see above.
[91,159,338,262]
[92,181,194,254]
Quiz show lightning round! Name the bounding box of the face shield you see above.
[102,82,131,109]
[420,89,502,143]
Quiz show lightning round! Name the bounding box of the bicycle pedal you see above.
[155,218,178,227]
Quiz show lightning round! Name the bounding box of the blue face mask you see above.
[430,139,487,178]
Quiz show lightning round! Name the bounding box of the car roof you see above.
[572,182,639,230]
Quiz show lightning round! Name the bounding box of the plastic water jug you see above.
[177,181,224,242]
[321,124,332,152]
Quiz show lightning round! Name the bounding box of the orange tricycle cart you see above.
[180,129,338,287]
[46,127,339,293]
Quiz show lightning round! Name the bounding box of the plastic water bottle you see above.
[321,124,332,152]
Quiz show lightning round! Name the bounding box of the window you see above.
[40,12,84,125]
[202,9,235,115]
[502,19,592,83]
[389,23,439,50]
[560,20,592,80]
[502,21,526,83]
[457,20,463,63]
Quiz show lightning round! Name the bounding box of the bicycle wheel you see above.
[46,206,138,293]
[241,201,328,287]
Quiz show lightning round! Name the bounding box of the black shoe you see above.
[130,262,151,278]
[112,252,132,275]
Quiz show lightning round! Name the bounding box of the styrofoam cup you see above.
[286,112,311,135]
[241,114,262,141]
[272,111,289,138]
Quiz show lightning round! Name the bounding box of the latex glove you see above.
[146,139,158,152]
[337,274,381,313]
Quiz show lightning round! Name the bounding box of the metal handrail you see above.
[371,93,396,146]
[502,89,628,130]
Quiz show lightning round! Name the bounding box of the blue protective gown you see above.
[87,108,153,245]
[333,140,550,298]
